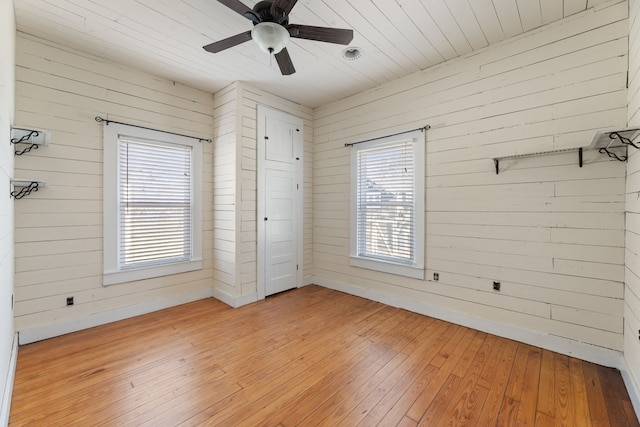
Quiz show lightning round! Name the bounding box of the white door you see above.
[258,106,303,298]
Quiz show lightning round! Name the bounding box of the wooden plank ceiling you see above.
[13,0,609,108]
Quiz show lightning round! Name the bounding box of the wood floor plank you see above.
[8,286,639,426]
[583,361,612,427]
[536,410,556,426]
[597,364,640,427]
[416,330,490,426]
[416,374,464,425]
[474,339,519,426]
[495,395,519,427]
[354,321,452,426]
[302,312,438,426]
[456,383,490,427]
[554,354,572,427]
[374,364,440,426]
[537,349,557,418]
[172,309,399,425]
[476,336,508,389]
[404,325,472,421]
[240,310,429,426]
[514,347,543,426]
[568,357,593,427]
[328,317,443,426]
[504,343,530,401]
[451,330,486,378]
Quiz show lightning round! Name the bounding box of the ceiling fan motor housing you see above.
[251,1,289,25]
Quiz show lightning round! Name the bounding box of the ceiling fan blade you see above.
[271,0,298,15]
[203,30,252,53]
[275,48,296,75]
[217,0,256,20]
[288,25,354,45]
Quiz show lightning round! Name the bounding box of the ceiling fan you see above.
[203,0,354,75]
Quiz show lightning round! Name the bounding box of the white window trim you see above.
[350,129,425,280]
[103,123,203,286]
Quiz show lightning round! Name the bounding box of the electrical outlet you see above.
[66,296,74,306]
[433,272,439,281]
[493,281,501,291]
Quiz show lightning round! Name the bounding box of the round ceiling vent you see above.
[342,46,363,60]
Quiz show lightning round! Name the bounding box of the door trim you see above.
[257,105,304,300]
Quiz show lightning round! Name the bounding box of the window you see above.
[103,123,202,285]
[350,129,425,279]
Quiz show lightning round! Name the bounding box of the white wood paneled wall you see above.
[212,82,313,302]
[13,34,215,336]
[0,0,16,421]
[626,0,640,404]
[212,83,239,298]
[313,1,629,351]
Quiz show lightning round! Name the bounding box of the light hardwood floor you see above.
[9,285,640,426]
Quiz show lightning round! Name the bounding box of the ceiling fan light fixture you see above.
[251,22,290,54]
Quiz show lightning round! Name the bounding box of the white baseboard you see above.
[212,288,258,308]
[313,276,640,417]
[18,288,213,345]
[0,333,18,427]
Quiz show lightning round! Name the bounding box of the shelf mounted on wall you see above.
[10,179,47,200]
[492,146,585,175]
[491,127,640,174]
[10,126,51,156]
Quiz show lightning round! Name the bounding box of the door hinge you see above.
[297,184,299,190]
[296,265,299,271]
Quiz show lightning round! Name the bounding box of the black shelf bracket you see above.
[11,182,39,199]
[591,128,640,162]
[599,146,627,162]
[11,130,40,156]
[597,131,640,162]
[10,179,47,200]
[10,127,51,156]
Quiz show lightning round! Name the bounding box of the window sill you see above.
[350,256,424,280]
[103,259,203,286]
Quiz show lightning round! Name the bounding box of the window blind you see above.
[356,141,415,265]
[118,137,193,269]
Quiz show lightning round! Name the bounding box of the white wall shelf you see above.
[492,146,586,175]
[491,128,640,174]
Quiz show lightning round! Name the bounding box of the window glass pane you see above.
[356,141,414,264]
[119,137,193,269]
